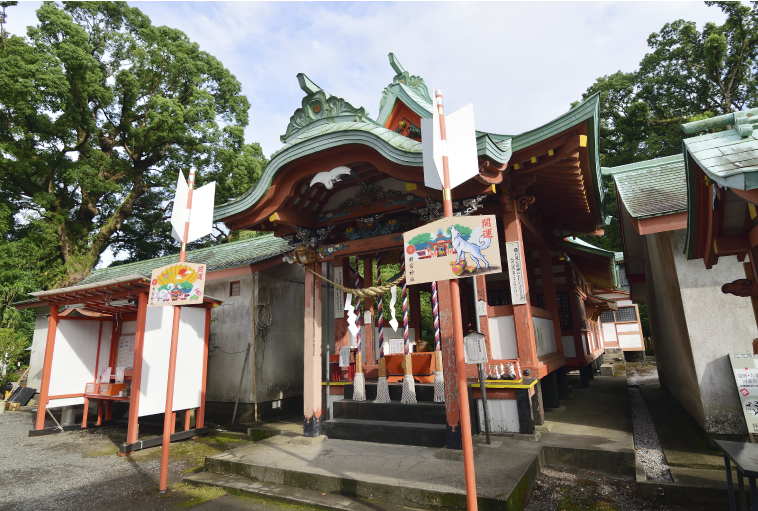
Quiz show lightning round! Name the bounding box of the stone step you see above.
[342,382,438,402]
[332,399,446,425]
[322,418,447,447]
[185,471,419,511]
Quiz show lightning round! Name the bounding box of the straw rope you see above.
[302,264,404,299]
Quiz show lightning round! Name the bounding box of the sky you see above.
[4,1,727,266]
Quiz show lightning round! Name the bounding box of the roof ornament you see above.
[309,166,354,190]
[280,73,370,144]
[379,53,433,112]
[681,107,758,138]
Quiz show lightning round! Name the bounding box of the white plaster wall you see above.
[602,323,619,347]
[671,230,758,434]
[533,317,557,357]
[488,316,518,359]
[562,335,576,358]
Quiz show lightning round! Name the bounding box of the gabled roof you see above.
[602,154,687,219]
[78,234,290,287]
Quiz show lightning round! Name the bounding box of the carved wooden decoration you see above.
[721,278,758,297]
[516,195,536,212]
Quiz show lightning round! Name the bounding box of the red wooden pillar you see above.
[125,292,148,450]
[104,318,120,422]
[502,198,539,375]
[438,280,462,449]
[303,262,323,437]
[196,307,211,429]
[35,305,59,430]
[539,247,563,354]
[361,256,376,366]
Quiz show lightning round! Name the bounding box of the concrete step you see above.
[343,382,437,402]
[322,418,447,447]
[332,400,446,425]
[185,471,419,511]
[600,363,615,377]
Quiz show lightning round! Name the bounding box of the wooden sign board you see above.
[333,267,344,319]
[403,215,502,286]
[504,241,528,305]
[339,346,351,368]
[389,338,404,355]
[464,333,488,364]
[729,353,758,434]
[149,262,206,307]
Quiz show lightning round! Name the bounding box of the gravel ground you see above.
[0,408,245,510]
[629,387,674,482]
[524,466,720,511]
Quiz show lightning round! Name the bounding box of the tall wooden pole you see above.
[435,90,478,511]
[159,170,196,493]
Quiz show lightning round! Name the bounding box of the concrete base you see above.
[188,375,636,510]
[599,364,615,377]
[288,435,327,447]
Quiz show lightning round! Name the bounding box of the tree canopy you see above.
[577,1,758,252]
[0,1,266,381]
[0,1,265,289]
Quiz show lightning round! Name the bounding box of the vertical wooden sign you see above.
[505,241,527,305]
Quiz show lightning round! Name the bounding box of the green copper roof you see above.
[214,64,603,225]
[682,128,758,191]
[562,236,616,258]
[78,235,290,287]
[602,154,687,219]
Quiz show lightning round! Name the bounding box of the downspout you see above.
[251,270,259,423]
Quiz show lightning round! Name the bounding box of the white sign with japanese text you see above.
[505,241,527,305]
[333,266,344,319]
[729,353,758,434]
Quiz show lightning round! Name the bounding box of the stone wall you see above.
[643,230,705,430]
[206,263,306,407]
[669,230,756,436]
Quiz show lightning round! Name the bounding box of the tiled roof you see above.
[78,234,290,286]
[602,154,687,219]
[683,128,758,190]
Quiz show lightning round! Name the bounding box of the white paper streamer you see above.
[345,294,359,337]
[389,286,399,332]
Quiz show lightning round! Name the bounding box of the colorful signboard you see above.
[729,353,758,434]
[148,262,206,307]
[402,215,501,286]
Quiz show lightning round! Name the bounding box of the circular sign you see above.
[406,245,415,255]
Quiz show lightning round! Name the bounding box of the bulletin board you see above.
[48,319,113,408]
[138,306,206,417]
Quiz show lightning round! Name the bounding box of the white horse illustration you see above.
[450,226,491,270]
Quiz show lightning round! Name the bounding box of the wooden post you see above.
[438,280,462,449]
[539,246,563,354]
[35,305,59,430]
[125,292,148,449]
[105,319,119,422]
[502,198,539,374]
[196,307,211,429]
[303,262,323,437]
[361,256,376,365]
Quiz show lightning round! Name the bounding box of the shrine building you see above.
[212,53,623,447]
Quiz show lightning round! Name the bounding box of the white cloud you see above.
[6,1,727,160]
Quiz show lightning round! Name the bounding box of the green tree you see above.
[0,1,263,288]
[577,1,758,253]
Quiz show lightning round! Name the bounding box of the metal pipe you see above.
[472,277,491,445]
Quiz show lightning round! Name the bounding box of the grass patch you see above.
[226,488,335,511]
[556,496,619,511]
[168,482,226,508]
[129,435,245,470]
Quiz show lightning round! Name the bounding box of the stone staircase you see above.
[322,382,450,447]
